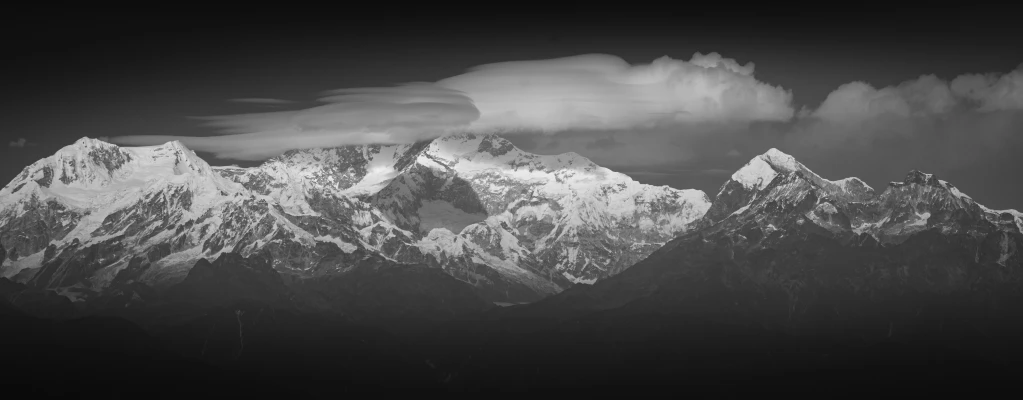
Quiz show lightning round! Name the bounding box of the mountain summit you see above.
[511,148,1022,345]
[0,134,710,304]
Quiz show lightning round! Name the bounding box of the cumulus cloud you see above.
[8,138,36,148]
[950,66,1023,111]
[437,53,793,133]
[812,66,1023,125]
[109,52,794,160]
[750,64,1023,209]
[811,76,957,124]
[780,65,1023,186]
[507,63,1023,209]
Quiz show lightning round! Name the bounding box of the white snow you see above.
[728,149,875,204]
[561,271,597,285]
[0,133,715,298]
[730,204,751,216]
[980,206,1023,233]
[837,177,874,192]
[760,148,800,172]
[907,211,931,227]
[1,250,46,280]
[940,180,972,200]
[817,203,838,215]
[314,236,358,253]
[730,157,779,191]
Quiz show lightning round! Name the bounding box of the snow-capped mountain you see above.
[705,148,1022,247]
[513,148,1023,342]
[0,134,710,304]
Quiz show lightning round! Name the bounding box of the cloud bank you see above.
[498,63,1023,208]
[105,53,1023,208]
[114,84,480,160]
[788,65,1023,157]
[810,65,1023,125]
[436,53,793,133]
[109,52,794,160]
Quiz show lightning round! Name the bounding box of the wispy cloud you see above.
[109,52,794,160]
[113,83,480,160]
[228,98,298,105]
[8,138,36,148]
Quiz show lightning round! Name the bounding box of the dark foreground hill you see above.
[4,295,1023,396]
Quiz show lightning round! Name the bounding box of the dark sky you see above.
[3,7,1023,209]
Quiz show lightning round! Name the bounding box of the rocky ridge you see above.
[513,148,1023,350]
[0,134,710,305]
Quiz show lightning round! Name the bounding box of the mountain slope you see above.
[506,148,1023,358]
[0,134,710,306]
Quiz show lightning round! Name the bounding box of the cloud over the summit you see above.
[437,53,793,133]
[114,84,480,160]
[109,53,794,160]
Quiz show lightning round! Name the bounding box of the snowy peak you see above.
[885,171,971,202]
[759,148,801,173]
[883,170,974,205]
[145,140,215,177]
[728,148,808,192]
[898,170,941,187]
[0,137,237,214]
[707,154,1020,244]
[230,142,428,199]
[708,148,879,222]
[46,137,136,187]
[69,137,117,151]
[730,156,780,191]
[836,177,874,193]
[422,133,600,175]
[729,148,874,200]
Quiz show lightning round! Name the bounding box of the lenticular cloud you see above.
[437,52,794,132]
[109,53,795,160]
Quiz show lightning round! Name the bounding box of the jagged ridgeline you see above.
[511,147,1023,351]
[0,134,710,307]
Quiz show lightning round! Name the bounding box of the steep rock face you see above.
[1,134,710,305]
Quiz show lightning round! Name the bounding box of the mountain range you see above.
[3,133,1023,393]
[0,134,708,315]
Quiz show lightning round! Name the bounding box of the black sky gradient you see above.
[3,7,1023,208]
